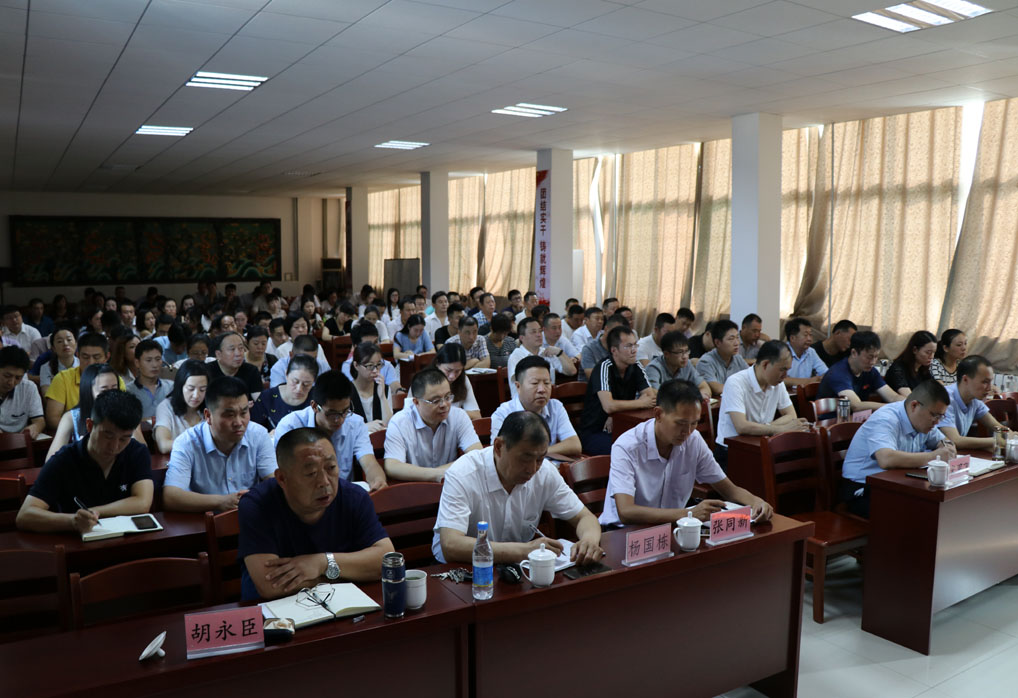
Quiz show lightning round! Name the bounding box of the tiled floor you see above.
[716,557,1018,698]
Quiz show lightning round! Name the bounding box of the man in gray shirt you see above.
[696,319,750,396]
[645,332,711,400]
[581,313,629,381]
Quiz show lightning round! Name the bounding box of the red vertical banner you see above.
[534,169,551,305]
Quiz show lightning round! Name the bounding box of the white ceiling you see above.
[4,0,1018,196]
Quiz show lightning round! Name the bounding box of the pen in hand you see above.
[73,496,94,515]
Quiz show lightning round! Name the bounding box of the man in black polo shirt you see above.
[16,390,152,533]
[206,331,263,397]
[239,427,394,600]
[579,326,657,455]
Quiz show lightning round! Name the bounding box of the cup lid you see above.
[529,542,557,562]
[678,514,701,526]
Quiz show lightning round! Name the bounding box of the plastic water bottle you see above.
[472,521,494,600]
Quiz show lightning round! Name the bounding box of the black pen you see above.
[73,496,95,514]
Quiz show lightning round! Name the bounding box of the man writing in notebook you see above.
[16,390,152,533]
[239,427,394,600]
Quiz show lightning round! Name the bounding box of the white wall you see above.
[0,191,329,306]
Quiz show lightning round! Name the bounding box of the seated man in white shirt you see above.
[507,318,576,398]
[490,355,581,459]
[937,355,1009,451]
[0,346,44,437]
[637,312,677,366]
[383,368,481,482]
[541,313,580,360]
[570,306,604,351]
[562,304,585,342]
[1,305,41,353]
[715,340,809,467]
[600,379,773,527]
[434,410,603,565]
[514,291,539,324]
[386,298,416,341]
[424,291,449,340]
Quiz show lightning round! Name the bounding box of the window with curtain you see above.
[448,175,483,297]
[573,156,615,307]
[781,127,818,318]
[692,138,733,328]
[366,186,422,292]
[481,166,535,298]
[615,144,699,335]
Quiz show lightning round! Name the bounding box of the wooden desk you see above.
[724,434,769,499]
[611,407,656,441]
[447,517,813,698]
[0,511,206,574]
[0,576,472,698]
[862,460,1018,654]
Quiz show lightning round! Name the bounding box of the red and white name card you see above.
[852,409,872,423]
[621,523,674,567]
[948,455,971,485]
[705,506,754,547]
[185,607,264,660]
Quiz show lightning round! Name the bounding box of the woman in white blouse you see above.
[349,342,393,432]
[153,359,209,453]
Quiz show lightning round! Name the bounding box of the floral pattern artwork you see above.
[11,216,280,285]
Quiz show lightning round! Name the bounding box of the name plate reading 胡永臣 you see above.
[185,606,264,660]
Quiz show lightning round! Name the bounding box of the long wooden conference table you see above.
[1,517,813,698]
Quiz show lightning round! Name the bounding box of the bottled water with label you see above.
[472,521,494,600]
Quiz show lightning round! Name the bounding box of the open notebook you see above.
[81,513,163,542]
[260,583,380,629]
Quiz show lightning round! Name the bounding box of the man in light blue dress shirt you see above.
[840,380,956,517]
[490,355,581,459]
[783,318,828,388]
[163,376,276,512]
[274,370,386,491]
[937,355,1006,451]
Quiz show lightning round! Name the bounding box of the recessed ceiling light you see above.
[374,140,429,150]
[924,0,991,18]
[853,0,991,31]
[852,11,921,31]
[886,3,953,25]
[136,125,193,136]
[492,102,568,118]
[186,71,268,91]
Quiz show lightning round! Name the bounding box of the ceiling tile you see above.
[31,0,146,22]
[325,23,436,54]
[0,6,25,34]
[523,29,632,59]
[573,6,695,40]
[713,1,839,35]
[649,23,761,53]
[596,42,695,68]
[775,18,888,50]
[445,14,558,47]
[714,37,816,65]
[140,0,254,34]
[492,0,618,27]
[29,11,135,45]
[634,0,770,23]
[405,36,509,63]
[238,12,348,43]
[204,36,316,77]
[263,0,387,23]
[127,24,230,57]
[358,0,479,33]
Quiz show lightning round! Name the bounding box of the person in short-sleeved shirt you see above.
[383,369,481,483]
[715,352,798,447]
[274,406,375,483]
[783,318,828,388]
[433,412,603,565]
[644,331,710,400]
[696,345,750,396]
[816,331,902,416]
[207,332,263,397]
[125,376,172,420]
[937,356,1004,452]
[0,346,44,435]
[817,358,885,401]
[238,428,393,600]
[490,355,580,458]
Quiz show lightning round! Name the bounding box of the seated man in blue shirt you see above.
[817,330,902,415]
[937,355,1008,451]
[238,427,394,600]
[840,379,956,517]
[783,318,828,389]
[273,370,387,491]
[16,390,152,533]
[163,376,276,513]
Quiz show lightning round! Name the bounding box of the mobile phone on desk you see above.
[563,562,611,580]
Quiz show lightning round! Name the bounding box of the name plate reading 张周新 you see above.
[705,506,754,547]
[621,523,675,567]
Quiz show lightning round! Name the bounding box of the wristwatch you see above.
[325,552,340,580]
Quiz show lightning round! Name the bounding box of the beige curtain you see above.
[448,175,483,296]
[615,144,699,335]
[367,189,398,291]
[940,98,1018,369]
[482,166,535,298]
[781,128,818,317]
[691,138,732,329]
[794,108,960,355]
[572,157,614,307]
[397,186,422,281]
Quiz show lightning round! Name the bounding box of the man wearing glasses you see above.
[383,368,481,483]
[783,317,828,389]
[239,427,394,600]
[644,331,710,400]
[274,371,386,491]
[579,326,656,456]
[840,379,957,517]
[637,312,677,366]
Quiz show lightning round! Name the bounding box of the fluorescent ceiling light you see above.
[852,11,921,31]
[136,125,193,136]
[375,140,429,150]
[887,3,953,24]
[923,0,991,18]
[186,70,267,92]
[492,102,568,118]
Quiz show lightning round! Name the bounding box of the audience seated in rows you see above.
[644,331,711,400]
[580,313,629,380]
[406,344,482,420]
[816,331,903,413]
[347,342,392,432]
[508,317,577,398]
[490,356,581,459]
[153,359,208,454]
[783,318,828,388]
[445,315,490,370]
[697,319,749,397]
[251,354,317,431]
[637,312,677,366]
[0,346,44,438]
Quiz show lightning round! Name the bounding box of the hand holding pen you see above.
[73,496,99,533]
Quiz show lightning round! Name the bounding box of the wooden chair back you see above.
[811,397,839,422]
[392,392,406,412]
[797,382,822,421]
[552,381,588,429]
[0,431,34,471]
[820,421,862,507]
[0,475,27,531]
[0,546,70,642]
[379,342,394,362]
[70,553,213,629]
[204,510,241,603]
[985,398,1018,430]
[696,397,714,447]
[561,455,611,516]
[760,430,827,514]
[370,483,443,567]
[370,429,387,462]
[472,418,492,447]
[332,336,353,367]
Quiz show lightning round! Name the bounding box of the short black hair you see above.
[910,379,950,408]
[957,355,991,380]
[351,322,379,344]
[245,324,269,341]
[741,313,762,327]
[491,314,512,334]
[784,318,812,340]
[276,427,333,472]
[654,312,676,330]
[447,302,465,316]
[0,346,29,372]
[268,318,286,334]
[134,339,162,360]
[832,319,858,334]
[339,301,358,317]
[496,410,550,450]
[850,331,881,354]
[479,292,494,304]
[213,331,243,353]
[542,312,560,327]
[205,376,249,411]
[90,389,143,431]
[756,339,790,365]
[284,314,308,335]
[710,319,738,343]
[607,325,635,351]
[603,297,619,307]
[188,333,211,352]
[676,307,695,322]
[517,317,540,335]
[78,332,109,353]
[431,291,447,304]
[567,304,584,317]
[514,355,551,382]
[584,306,603,319]
[459,315,478,329]
[508,289,521,300]
[292,334,318,353]
[660,331,689,353]
[657,379,703,412]
[311,370,353,404]
[117,299,135,311]
[605,313,629,330]
[410,367,448,398]
[1,305,19,318]
[523,291,537,302]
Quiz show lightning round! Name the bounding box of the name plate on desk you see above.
[948,456,971,486]
[852,409,872,422]
[705,506,754,547]
[185,607,264,660]
[621,523,674,567]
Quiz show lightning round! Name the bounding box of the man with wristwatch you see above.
[238,426,394,600]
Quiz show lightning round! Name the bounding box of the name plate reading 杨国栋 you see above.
[621,523,675,567]
[185,606,264,660]
[705,506,754,547]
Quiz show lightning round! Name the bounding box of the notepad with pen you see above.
[80,513,163,542]
[259,583,380,629]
